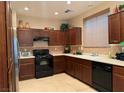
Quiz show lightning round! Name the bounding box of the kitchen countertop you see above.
[19,56,35,59]
[52,53,124,67]
[19,53,124,67]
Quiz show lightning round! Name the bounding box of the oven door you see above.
[35,57,53,78]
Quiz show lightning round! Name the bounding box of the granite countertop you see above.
[52,53,124,67]
[19,53,124,67]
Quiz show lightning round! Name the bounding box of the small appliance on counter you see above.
[64,45,71,53]
[116,53,124,61]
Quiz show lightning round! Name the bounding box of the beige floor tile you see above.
[19,73,97,92]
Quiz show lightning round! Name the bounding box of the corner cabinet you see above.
[19,58,35,81]
[53,56,65,74]
[65,57,92,85]
[108,11,124,44]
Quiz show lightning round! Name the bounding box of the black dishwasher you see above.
[92,62,112,92]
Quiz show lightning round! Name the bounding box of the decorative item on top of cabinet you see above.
[119,4,124,11]
[60,23,69,32]
[18,20,25,29]
[24,22,30,29]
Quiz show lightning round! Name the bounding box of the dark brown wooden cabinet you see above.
[65,57,92,85]
[109,13,120,44]
[17,28,82,46]
[32,29,41,38]
[53,56,65,74]
[69,27,82,45]
[19,58,35,81]
[113,66,124,92]
[120,11,124,42]
[108,11,124,44]
[17,29,33,47]
[49,31,65,46]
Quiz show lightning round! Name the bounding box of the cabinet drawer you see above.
[113,66,124,76]
[19,58,35,64]
[54,56,65,62]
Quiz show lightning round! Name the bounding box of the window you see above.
[84,10,109,47]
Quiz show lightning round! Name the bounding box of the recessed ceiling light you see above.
[67,1,71,4]
[54,12,59,15]
[24,7,29,11]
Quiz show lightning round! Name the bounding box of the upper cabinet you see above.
[17,27,82,47]
[69,27,82,45]
[108,11,124,44]
[109,13,120,44]
[120,12,124,42]
[49,30,65,46]
[17,29,33,47]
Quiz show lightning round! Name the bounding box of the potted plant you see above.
[119,4,124,11]
[60,23,69,32]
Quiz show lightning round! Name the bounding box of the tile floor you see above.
[19,73,97,92]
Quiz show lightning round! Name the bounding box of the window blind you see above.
[84,12,109,47]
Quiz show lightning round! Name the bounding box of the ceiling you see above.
[11,1,104,20]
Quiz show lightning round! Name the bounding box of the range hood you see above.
[33,37,49,41]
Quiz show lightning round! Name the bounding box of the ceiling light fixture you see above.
[24,7,29,11]
[67,1,71,4]
[54,12,59,15]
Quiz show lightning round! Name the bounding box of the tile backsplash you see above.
[20,44,121,56]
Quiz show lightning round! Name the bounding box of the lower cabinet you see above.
[53,56,65,74]
[19,58,35,81]
[65,57,92,85]
[113,66,124,92]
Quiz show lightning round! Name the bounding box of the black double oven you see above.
[33,49,53,79]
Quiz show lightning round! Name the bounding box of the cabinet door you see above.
[19,59,35,81]
[82,65,92,85]
[53,56,65,74]
[113,74,124,92]
[32,30,41,38]
[49,31,57,45]
[17,29,33,47]
[40,31,49,37]
[69,29,76,45]
[74,62,82,79]
[66,61,75,76]
[113,66,124,92]
[57,31,65,45]
[109,13,120,44]
[120,11,124,42]
[69,28,82,45]
[65,31,70,45]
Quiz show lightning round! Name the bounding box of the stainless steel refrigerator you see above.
[13,27,19,91]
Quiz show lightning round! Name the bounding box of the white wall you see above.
[17,15,65,30]
[68,1,124,45]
